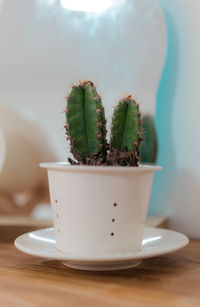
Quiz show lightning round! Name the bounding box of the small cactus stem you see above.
[110,95,142,152]
[140,115,157,164]
[107,95,142,166]
[65,80,107,164]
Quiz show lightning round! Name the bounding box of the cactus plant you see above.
[65,80,107,165]
[141,115,157,164]
[65,81,143,166]
[107,95,142,166]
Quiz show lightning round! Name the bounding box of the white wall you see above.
[170,1,200,238]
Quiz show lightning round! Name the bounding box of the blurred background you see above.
[0,0,199,238]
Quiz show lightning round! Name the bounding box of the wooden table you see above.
[0,240,199,307]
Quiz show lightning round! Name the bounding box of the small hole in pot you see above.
[57,213,59,218]
[55,199,58,204]
[112,218,115,222]
[58,228,60,233]
[111,232,114,236]
[113,203,117,207]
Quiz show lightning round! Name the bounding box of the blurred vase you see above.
[0,105,56,194]
[0,0,166,159]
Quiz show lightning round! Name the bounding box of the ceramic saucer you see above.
[14,227,189,271]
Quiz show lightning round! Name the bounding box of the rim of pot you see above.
[40,162,162,173]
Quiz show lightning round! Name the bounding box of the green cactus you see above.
[107,95,142,166]
[65,81,144,166]
[65,80,107,165]
[141,115,157,164]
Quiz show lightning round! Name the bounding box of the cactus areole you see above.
[65,81,142,166]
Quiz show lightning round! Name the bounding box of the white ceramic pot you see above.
[40,163,161,257]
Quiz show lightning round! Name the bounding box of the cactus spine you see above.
[65,80,107,165]
[107,95,142,166]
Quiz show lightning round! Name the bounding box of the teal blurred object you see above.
[141,115,157,164]
[149,0,178,216]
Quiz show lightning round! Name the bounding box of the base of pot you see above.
[62,260,141,271]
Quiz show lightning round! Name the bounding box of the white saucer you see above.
[14,227,189,271]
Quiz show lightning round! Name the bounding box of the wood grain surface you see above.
[0,241,199,307]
